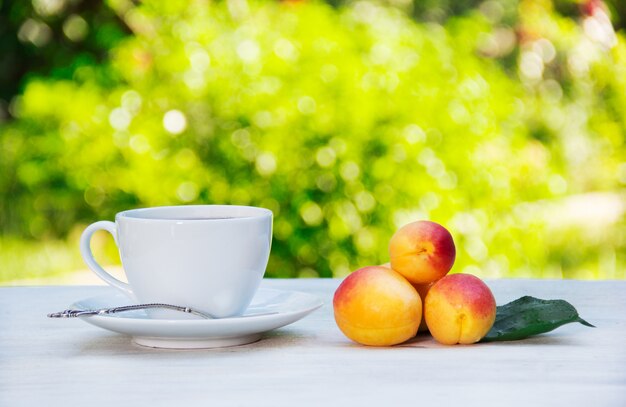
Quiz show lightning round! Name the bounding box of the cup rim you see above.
[115,205,273,223]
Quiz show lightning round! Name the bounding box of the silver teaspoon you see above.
[47,303,276,319]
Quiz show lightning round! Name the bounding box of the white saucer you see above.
[71,288,323,349]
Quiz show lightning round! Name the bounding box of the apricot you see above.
[333,266,422,346]
[389,220,456,284]
[380,263,434,333]
[424,273,496,345]
[412,281,435,332]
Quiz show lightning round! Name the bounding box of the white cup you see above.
[80,205,273,318]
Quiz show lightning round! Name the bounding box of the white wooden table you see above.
[1,279,624,406]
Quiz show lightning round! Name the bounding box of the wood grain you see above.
[0,279,624,406]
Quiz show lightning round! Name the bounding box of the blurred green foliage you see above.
[0,0,128,106]
[1,0,625,282]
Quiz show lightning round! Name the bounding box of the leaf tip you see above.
[577,318,595,328]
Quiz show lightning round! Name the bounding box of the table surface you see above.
[1,279,625,407]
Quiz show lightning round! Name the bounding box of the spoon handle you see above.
[48,303,214,319]
[48,305,278,319]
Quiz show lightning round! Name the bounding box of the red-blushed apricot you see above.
[333,266,422,346]
[389,220,456,284]
[424,273,496,345]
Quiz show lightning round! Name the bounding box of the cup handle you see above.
[80,221,133,297]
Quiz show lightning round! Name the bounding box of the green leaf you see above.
[481,296,594,342]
